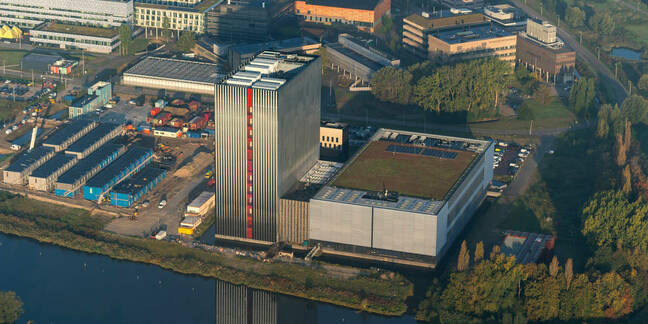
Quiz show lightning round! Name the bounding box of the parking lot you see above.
[0,79,47,101]
[81,97,152,126]
[493,142,532,176]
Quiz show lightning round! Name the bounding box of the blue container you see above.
[203,128,214,135]
[186,131,201,138]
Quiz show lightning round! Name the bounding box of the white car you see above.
[5,129,12,135]
[158,200,167,209]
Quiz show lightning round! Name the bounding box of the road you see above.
[510,0,629,105]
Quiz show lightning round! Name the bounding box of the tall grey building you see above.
[0,0,134,28]
[214,51,321,243]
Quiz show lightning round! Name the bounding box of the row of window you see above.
[136,9,200,19]
[31,34,116,46]
[321,143,342,149]
[321,136,340,143]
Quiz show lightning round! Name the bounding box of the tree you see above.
[588,12,615,35]
[177,31,196,52]
[622,164,632,194]
[620,95,648,124]
[565,7,586,27]
[639,74,648,93]
[474,241,484,263]
[596,104,612,138]
[536,84,552,105]
[0,291,23,324]
[565,258,574,288]
[582,190,648,251]
[162,16,171,39]
[550,256,560,277]
[457,240,470,271]
[119,24,131,56]
[370,67,413,105]
[568,78,596,118]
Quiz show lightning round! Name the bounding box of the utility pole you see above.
[615,62,618,79]
[529,120,534,136]
[579,31,582,45]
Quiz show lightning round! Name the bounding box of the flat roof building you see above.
[516,19,575,83]
[134,0,221,34]
[309,129,494,267]
[227,37,321,70]
[110,167,166,207]
[294,0,391,33]
[28,153,78,191]
[437,0,484,10]
[427,23,517,63]
[320,121,348,161]
[483,4,526,27]
[30,22,122,54]
[214,51,321,243]
[122,56,224,95]
[69,82,112,118]
[207,0,290,42]
[3,146,56,185]
[83,147,153,201]
[0,0,133,29]
[325,33,399,82]
[402,11,489,59]
[65,123,122,159]
[55,143,126,197]
[43,120,97,152]
[20,53,63,73]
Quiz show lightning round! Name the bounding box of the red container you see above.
[188,101,200,111]
[169,118,184,128]
[150,107,161,117]
[188,116,206,130]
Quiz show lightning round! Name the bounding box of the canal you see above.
[0,233,418,323]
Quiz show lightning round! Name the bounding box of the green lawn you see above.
[0,100,27,121]
[130,38,150,54]
[625,24,648,45]
[0,50,28,66]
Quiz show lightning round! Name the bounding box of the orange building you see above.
[294,0,391,33]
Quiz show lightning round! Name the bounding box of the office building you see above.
[437,0,484,10]
[402,11,489,58]
[214,51,321,243]
[0,0,134,29]
[122,56,223,95]
[483,4,526,27]
[319,121,348,160]
[516,19,575,83]
[69,82,112,118]
[325,33,399,82]
[426,23,517,63]
[65,123,122,159]
[134,0,221,34]
[309,129,494,267]
[206,0,291,42]
[294,0,391,33]
[30,22,122,54]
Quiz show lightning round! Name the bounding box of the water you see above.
[610,47,642,61]
[0,233,417,324]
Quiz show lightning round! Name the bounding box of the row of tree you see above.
[417,243,636,323]
[370,59,511,120]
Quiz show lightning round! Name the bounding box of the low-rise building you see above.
[320,121,348,160]
[325,33,399,82]
[402,11,489,59]
[28,153,78,192]
[153,127,183,137]
[43,120,98,152]
[309,129,494,268]
[30,22,121,54]
[110,167,167,207]
[3,146,56,185]
[55,143,126,197]
[427,23,517,63]
[122,56,223,95]
[134,0,221,34]
[294,0,391,33]
[69,82,112,118]
[516,19,575,83]
[207,0,290,42]
[483,4,526,27]
[83,147,153,201]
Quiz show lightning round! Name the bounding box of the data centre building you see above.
[214,51,321,243]
[309,129,494,267]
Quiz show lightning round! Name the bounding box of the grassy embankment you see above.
[191,212,214,238]
[0,191,413,316]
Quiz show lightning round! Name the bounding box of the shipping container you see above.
[153,112,172,126]
[186,191,215,216]
[188,100,200,111]
[169,118,184,128]
[187,116,207,130]
[203,128,215,135]
[154,99,166,109]
[186,131,201,138]
[150,107,161,117]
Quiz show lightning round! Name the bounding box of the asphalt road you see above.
[509,0,628,105]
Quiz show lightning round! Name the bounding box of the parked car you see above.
[158,200,167,209]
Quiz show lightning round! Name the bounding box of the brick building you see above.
[294,0,391,33]
[516,19,575,83]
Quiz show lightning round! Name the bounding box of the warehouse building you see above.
[55,143,126,197]
[122,56,224,95]
[294,0,391,33]
[69,82,112,118]
[43,120,97,152]
[84,147,153,201]
[214,51,321,243]
[309,129,494,268]
[65,123,122,159]
[28,153,78,191]
[3,146,55,185]
[110,167,167,207]
[402,11,489,59]
[325,33,399,82]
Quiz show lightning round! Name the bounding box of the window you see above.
[322,136,325,141]
[335,137,339,143]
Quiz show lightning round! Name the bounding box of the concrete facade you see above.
[426,25,517,63]
[30,29,120,54]
[134,0,221,34]
[69,82,112,118]
[277,198,309,243]
[0,0,134,28]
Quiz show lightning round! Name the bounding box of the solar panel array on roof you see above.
[316,186,443,215]
[5,146,54,173]
[386,144,422,155]
[422,149,458,159]
[29,153,77,179]
[43,119,96,147]
[381,131,475,152]
[124,57,224,84]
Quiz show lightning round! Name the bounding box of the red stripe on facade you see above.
[246,88,253,239]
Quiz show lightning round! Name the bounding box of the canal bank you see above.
[0,191,413,317]
[0,232,417,323]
